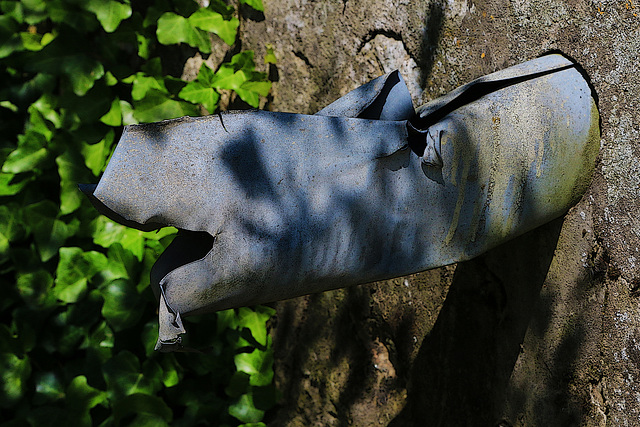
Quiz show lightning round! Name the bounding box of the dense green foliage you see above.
[0,0,276,425]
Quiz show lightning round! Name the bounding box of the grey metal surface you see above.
[82,53,600,351]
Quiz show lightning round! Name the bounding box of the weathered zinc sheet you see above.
[82,53,599,351]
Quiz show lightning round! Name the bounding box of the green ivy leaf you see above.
[0,23,24,58]
[239,0,265,12]
[234,88,260,108]
[19,31,44,51]
[65,375,107,426]
[0,100,18,113]
[54,247,108,303]
[81,320,114,363]
[1,2,25,24]
[212,66,247,91]
[133,90,199,123]
[225,371,251,398]
[188,8,238,45]
[47,2,98,32]
[237,307,271,347]
[29,94,61,129]
[25,36,105,95]
[228,393,264,423]
[99,97,122,126]
[23,201,75,262]
[56,149,90,215]
[103,243,137,282]
[103,351,161,399]
[156,12,211,53]
[159,356,181,388]
[125,72,169,101]
[100,278,143,331]
[136,32,150,59]
[178,72,220,114]
[112,393,172,425]
[234,348,273,386]
[2,131,48,173]
[16,270,57,309]
[0,204,25,244]
[86,0,132,33]
[82,130,115,176]
[91,216,146,261]
[240,80,272,97]
[0,172,32,196]
[0,353,31,408]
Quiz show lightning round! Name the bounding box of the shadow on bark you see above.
[389,218,565,426]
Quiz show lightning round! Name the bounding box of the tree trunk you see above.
[240,1,638,424]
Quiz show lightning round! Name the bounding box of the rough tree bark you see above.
[235,0,639,425]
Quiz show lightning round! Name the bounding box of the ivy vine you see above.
[0,0,277,425]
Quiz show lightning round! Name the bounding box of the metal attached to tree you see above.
[81,53,600,351]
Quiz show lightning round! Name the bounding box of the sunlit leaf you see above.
[228,393,264,423]
[100,97,122,126]
[179,80,220,113]
[19,31,44,51]
[82,130,114,176]
[0,100,18,112]
[56,149,90,215]
[239,0,265,12]
[91,216,146,261]
[2,132,48,173]
[237,307,271,347]
[133,90,199,123]
[156,12,211,53]
[234,88,260,108]
[234,348,273,386]
[126,72,168,101]
[241,80,271,97]
[54,247,108,303]
[188,8,238,45]
[0,172,32,196]
[86,0,132,32]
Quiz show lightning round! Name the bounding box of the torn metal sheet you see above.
[81,54,600,351]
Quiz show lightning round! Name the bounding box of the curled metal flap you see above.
[415,54,576,128]
[316,70,414,120]
[154,293,186,352]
